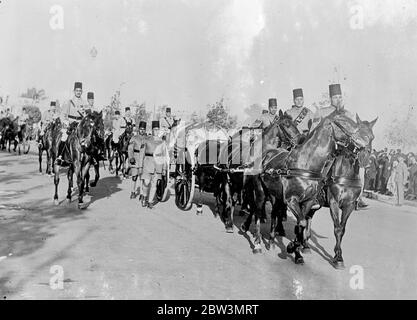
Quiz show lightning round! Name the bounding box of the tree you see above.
[130,101,151,124]
[206,98,237,130]
[385,106,417,152]
[24,105,42,125]
[110,90,121,112]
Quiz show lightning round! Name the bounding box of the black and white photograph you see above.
[1,0,417,302]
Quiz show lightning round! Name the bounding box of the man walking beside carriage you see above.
[137,120,167,209]
[128,121,148,200]
[160,106,175,139]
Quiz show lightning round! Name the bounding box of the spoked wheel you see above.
[156,163,170,202]
[175,150,195,211]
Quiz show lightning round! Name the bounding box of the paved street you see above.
[1,146,416,299]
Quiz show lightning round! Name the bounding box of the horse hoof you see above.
[253,247,262,254]
[295,257,304,265]
[302,247,312,254]
[286,242,295,254]
[90,182,97,188]
[225,226,234,233]
[332,260,345,270]
[78,203,88,210]
[54,199,59,206]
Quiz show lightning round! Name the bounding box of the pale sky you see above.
[1,0,417,149]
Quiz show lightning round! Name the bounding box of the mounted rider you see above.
[137,120,167,209]
[159,106,174,139]
[285,88,314,135]
[38,101,59,145]
[123,107,136,130]
[85,91,107,161]
[112,110,124,145]
[260,98,278,129]
[56,81,87,166]
[314,83,368,209]
[128,121,148,200]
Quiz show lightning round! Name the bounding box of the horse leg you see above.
[67,166,74,203]
[38,147,43,173]
[252,176,266,254]
[78,161,91,209]
[223,179,234,233]
[46,150,52,175]
[331,199,355,269]
[286,197,305,264]
[85,166,90,194]
[53,163,60,205]
[90,162,100,187]
[253,215,262,254]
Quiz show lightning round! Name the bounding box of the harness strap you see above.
[330,176,362,188]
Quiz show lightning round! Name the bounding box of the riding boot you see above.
[130,192,136,199]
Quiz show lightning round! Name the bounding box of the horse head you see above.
[264,111,301,149]
[328,111,377,153]
[77,114,96,152]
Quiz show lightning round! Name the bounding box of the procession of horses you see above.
[0,94,377,270]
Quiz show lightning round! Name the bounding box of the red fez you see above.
[50,101,56,107]
[87,92,94,99]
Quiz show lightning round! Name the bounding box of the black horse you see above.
[108,123,134,178]
[214,111,302,233]
[247,111,374,264]
[38,119,59,175]
[297,114,377,268]
[0,117,18,152]
[53,112,103,209]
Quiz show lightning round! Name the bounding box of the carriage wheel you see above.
[156,158,170,202]
[175,150,195,211]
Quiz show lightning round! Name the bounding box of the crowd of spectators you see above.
[364,148,417,206]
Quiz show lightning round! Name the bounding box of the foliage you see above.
[24,105,42,125]
[206,98,237,130]
[385,106,417,152]
[131,101,151,124]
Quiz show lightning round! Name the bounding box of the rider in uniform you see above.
[56,82,86,166]
[285,88,314,135]
[128,121,148,200]
[123,107,136,130]
[260,98,278,129]
[138,120,167,209]
[312,84,355,126]
[38,101,58,145]
[159,107,174,139]
[112,110,124,145]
